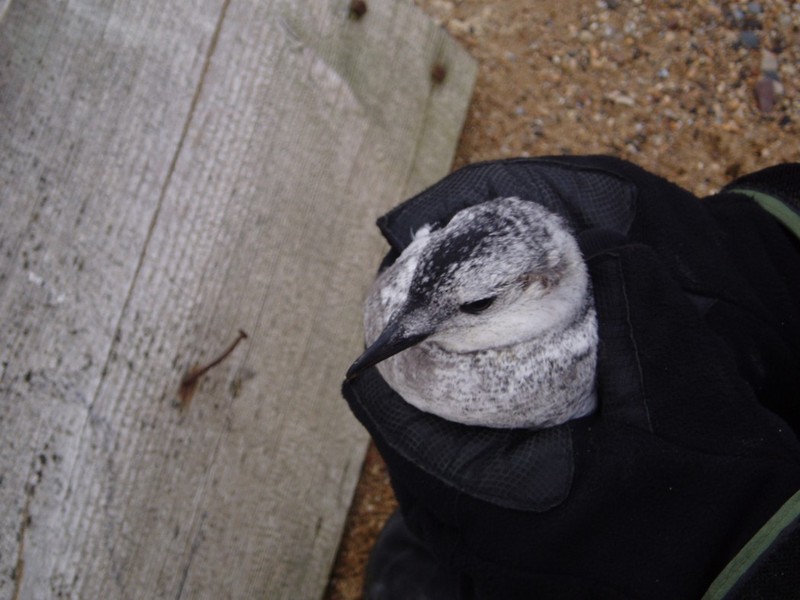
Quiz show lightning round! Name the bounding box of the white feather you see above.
[363,197,598,429]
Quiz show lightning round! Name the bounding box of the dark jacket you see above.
[343,157,800,599]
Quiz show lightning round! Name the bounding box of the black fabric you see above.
[725,162,800,215]
[376,158,637,263]
[699,192,800,434]
[342,156,800,599]
[725,513,800,599]
[347,369,573,511]
[364,510,469,600]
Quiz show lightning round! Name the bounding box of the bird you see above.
[346,196,598,429]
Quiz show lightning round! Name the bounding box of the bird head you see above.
[346,197,590,380]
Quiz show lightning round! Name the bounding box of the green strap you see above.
[701,489,800,600]
[727,188,800,240]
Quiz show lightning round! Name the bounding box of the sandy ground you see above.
[325,1,799,598]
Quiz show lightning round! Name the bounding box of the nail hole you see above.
[431,63,447,84]
[349,0,367,19]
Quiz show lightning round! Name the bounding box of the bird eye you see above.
[459,296,496,314]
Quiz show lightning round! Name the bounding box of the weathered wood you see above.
[0,1,476,598]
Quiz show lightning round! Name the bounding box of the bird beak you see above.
[346,318,431,380]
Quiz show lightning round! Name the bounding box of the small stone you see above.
[449,19,471,36]
[739,31,759,49]
[721,121,742,133]
[703,4,722,20]
[726,98,741,112]
[432,0,454,12]
[605,90,635,107]
[760,49,778,73]
[578,30,595,44]
[754,78,774,112]
[747,2,762,14]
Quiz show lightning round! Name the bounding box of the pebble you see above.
[739,31,759,49]
[760,49,778,75]
[422,0,798,195]
[606,91,635,107]
[431,0,454,12]
[754,78,775,112]
[754,46,783,113]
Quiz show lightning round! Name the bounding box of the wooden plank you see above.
[0,1,476,598]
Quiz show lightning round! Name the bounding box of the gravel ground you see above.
[325,1,799,598]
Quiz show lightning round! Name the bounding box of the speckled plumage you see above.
[356,197,598,429]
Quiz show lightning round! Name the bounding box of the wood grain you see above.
[0,1,475,598]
